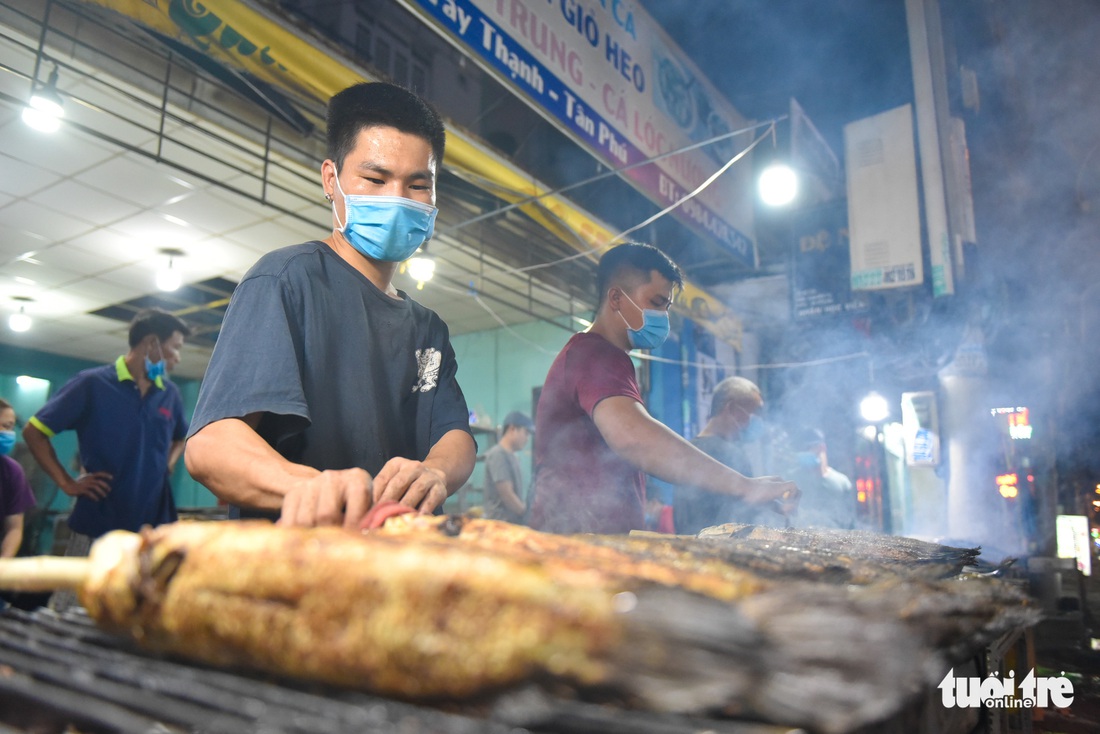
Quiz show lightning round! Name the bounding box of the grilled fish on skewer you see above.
[0,519,1037,734]
[1,522,783,709]
[372,513,964,584]
[369,514,1037,660]
[699,523,981,569]
[371,513,772,601]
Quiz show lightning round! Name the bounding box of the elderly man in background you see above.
[672,376,769,535]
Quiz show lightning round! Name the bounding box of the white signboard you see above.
[845,104,924,290]
[404,0,757,266]
[1056,514,1092,576]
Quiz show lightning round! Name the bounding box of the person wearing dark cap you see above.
[791,428,856,530]
[482,411,533,524]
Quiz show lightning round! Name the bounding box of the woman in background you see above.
[0,398,35,558]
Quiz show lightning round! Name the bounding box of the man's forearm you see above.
[0,519,23,558]
[594,398,753,497]
[22,425,73,491]
[167,440,185,473]
[185,418,319,510]
[496,481,526,515]
[421,429,477,495]
[628,421,751,495]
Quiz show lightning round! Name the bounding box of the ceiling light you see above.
[16,375,48,390]
[8,298,33,333]
[859,391,890,423]
[21,64,64,133]
[405,250,436,290]
[758,164,798,206]
[162,214,190,228]
[156,248,185,292]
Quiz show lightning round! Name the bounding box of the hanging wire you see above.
[435,278,872,372]
[486,121,777,278]
[632,350,872,371]
[441,116,785,235]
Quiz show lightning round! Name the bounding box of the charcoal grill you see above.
[0,606,798,734]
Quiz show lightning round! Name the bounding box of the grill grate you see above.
[0,608,795,734]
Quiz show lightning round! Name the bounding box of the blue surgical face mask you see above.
[740,414,765,443]
[333,174,437,263]
[0,430,15,455]
[797,451,822,469]
[618,291,670,350]
[145,341,166,381]
[144,356,165,381]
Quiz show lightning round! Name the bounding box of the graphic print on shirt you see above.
[412,348,441,393]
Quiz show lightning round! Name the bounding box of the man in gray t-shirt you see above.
[483,411,533,524]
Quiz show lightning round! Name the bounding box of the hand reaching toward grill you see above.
[372,458,449,514]
[277,468,374,530]
[743,476,800,515]
[276,460,450,529]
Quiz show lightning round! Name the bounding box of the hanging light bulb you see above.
[22,64,64,133]
[406,249,436,290]
[155,248,184,292]
[8,299,33,332]
[758,163,799,206]
[859,391,890,423]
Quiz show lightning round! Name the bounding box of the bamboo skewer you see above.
[0,556,90,591]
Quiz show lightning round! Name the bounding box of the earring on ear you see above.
[324,192,333,202]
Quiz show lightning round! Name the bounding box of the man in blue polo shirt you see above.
[24,309,191,558]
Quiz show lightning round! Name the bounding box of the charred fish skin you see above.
[700,523,981,566]
[76,522,805,721]
[372,514,772,601]
[67,518,1038,734]
[83,522,627,697]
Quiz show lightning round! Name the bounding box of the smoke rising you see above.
[640,0,1100,555]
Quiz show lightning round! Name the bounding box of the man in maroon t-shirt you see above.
[528,243,798,534]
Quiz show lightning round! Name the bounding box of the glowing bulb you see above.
[9,308,32,332]
[21,97,62,133]
[406,253,435,290]
[758,164,798,206]
[156,258,182,291]
[860,391,890,423]
[22,69,64,133]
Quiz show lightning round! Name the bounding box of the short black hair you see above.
[129,308,191,348]
[326,82,446,170]
[596,243,683,307]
